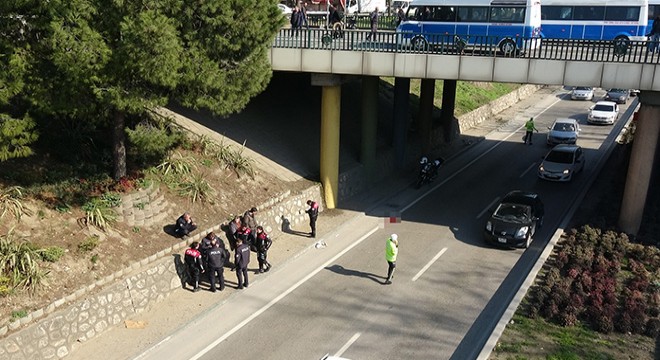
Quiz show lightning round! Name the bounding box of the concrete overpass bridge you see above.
[267,28,660,235]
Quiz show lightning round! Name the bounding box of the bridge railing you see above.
[274,28,660,64]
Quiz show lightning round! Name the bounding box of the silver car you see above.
[538,144,585,182]
[547,118,580,146]
[570,86,594,101]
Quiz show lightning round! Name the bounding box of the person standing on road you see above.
[306,199,319,238]
[205,239,228,292]
[367,7,379,40]
[523,117,538,145]
[234,237,251,289]
[385,234,399,285]
[184,242,204,292]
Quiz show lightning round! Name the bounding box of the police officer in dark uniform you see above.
[184,241,204,292]
[255,226,272,273]
[205,239,228,292]
[306,200,319,238]
[234,237,250,289]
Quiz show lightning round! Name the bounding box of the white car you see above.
[587,101,619,125]
[570,86,594,101]
[278,3,292,14]
[538,144,585,182]
[547,118,580,146]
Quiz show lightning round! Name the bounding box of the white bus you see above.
[396,0,542,55]
[540,0,649,41]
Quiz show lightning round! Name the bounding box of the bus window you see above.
[542,6,572,20]
[604,6,640,21]
[431,6,456,21]
[458,7,489,22]
[491,7,526,23]
[573,6,605,21]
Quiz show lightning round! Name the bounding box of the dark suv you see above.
[484,191,544,249]
[604,89,630,104]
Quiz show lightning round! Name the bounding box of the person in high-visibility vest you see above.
[385,234,399,285]
[523,117,539,145]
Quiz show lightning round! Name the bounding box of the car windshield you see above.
[608,89,626,93]
[593,104,614,112]
[493,203,531,222]
[575,87,591,91]
[545,150,574,164]
[552,123,575,132]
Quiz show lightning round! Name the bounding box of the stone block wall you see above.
[0,185,324,360]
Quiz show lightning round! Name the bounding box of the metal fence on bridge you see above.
[274,28,660,64]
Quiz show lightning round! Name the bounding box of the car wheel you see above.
[411,36,428,51]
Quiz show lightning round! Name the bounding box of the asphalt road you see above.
[133,88,635,360]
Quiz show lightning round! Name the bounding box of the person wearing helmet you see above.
[385,234,399,285]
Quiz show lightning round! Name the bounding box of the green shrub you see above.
[0,276,12,296]
[40,246,65,262]
[11,309,27,320]
[126,121,184,167]
[0,230,48,291]
[224,142,255,178]
[82,197,117,231]
[90,254,99,264]
[156,152,196,177]
[178,173,216,203]
[78,236,99,252]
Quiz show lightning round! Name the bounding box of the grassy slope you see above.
[381,78,521,116]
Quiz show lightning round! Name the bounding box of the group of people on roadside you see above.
[181,207,273,293]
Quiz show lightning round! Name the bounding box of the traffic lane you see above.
[197,225,479,360]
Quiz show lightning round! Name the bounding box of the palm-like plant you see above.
[0,229,48,292]
[82,197,118,231]
[178,173,216,204]
[156,151,196,177]
[0,186,33,221]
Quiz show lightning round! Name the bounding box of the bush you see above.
[40,246,65,262]
[0,230,48,291]
[645,318,660,337]
[156,152,196,177]
[78,236,99,252]
[81,197,118,231]
[178,173,216,203]
[0,186,33,221]
[126,121,184,167]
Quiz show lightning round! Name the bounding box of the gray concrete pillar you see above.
[419,79,435,154]
[361,76,379,182]
[618,91,660,235]
[441,80,457,143]
[393,77,411,169]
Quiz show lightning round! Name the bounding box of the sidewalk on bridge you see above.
[66,85,564,360]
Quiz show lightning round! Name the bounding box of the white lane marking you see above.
[400,95,564,214]
[520,162,537,178]
[412,247,448,282]
[188,226,380,360]
[335,332,361,357]
[133,336,171,360]
[477,197,500,220]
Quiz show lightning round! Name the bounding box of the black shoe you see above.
[238,286,244,290]
[258,269,264,273]
[385,280,392,285]
[264,266,271,272]
[193,287,201,292]
[244,283,249,288]
[211,289,216,293]
[219,286,225,291]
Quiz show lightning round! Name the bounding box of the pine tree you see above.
[2,0,285,178]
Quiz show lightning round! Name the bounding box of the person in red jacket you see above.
[255,226,273,273]
[184,242,204,292]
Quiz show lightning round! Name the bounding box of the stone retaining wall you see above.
[0,185,323,360]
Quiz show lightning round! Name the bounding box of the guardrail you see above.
[274,28,660,64]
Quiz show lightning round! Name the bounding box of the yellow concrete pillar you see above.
[320,85,341,209]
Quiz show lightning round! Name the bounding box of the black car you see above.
[484,191,544,248]
[604,89,630,104]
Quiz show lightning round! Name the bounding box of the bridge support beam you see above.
[618,92,660,235]
[419,79,435,154]
[441,80,457,143]
[312,74,342,209]
[361,76,379,182]
[393,77,411,169]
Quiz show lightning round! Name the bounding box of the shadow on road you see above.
[325,264,384,284]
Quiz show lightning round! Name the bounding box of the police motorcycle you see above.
[415,156,444,189]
